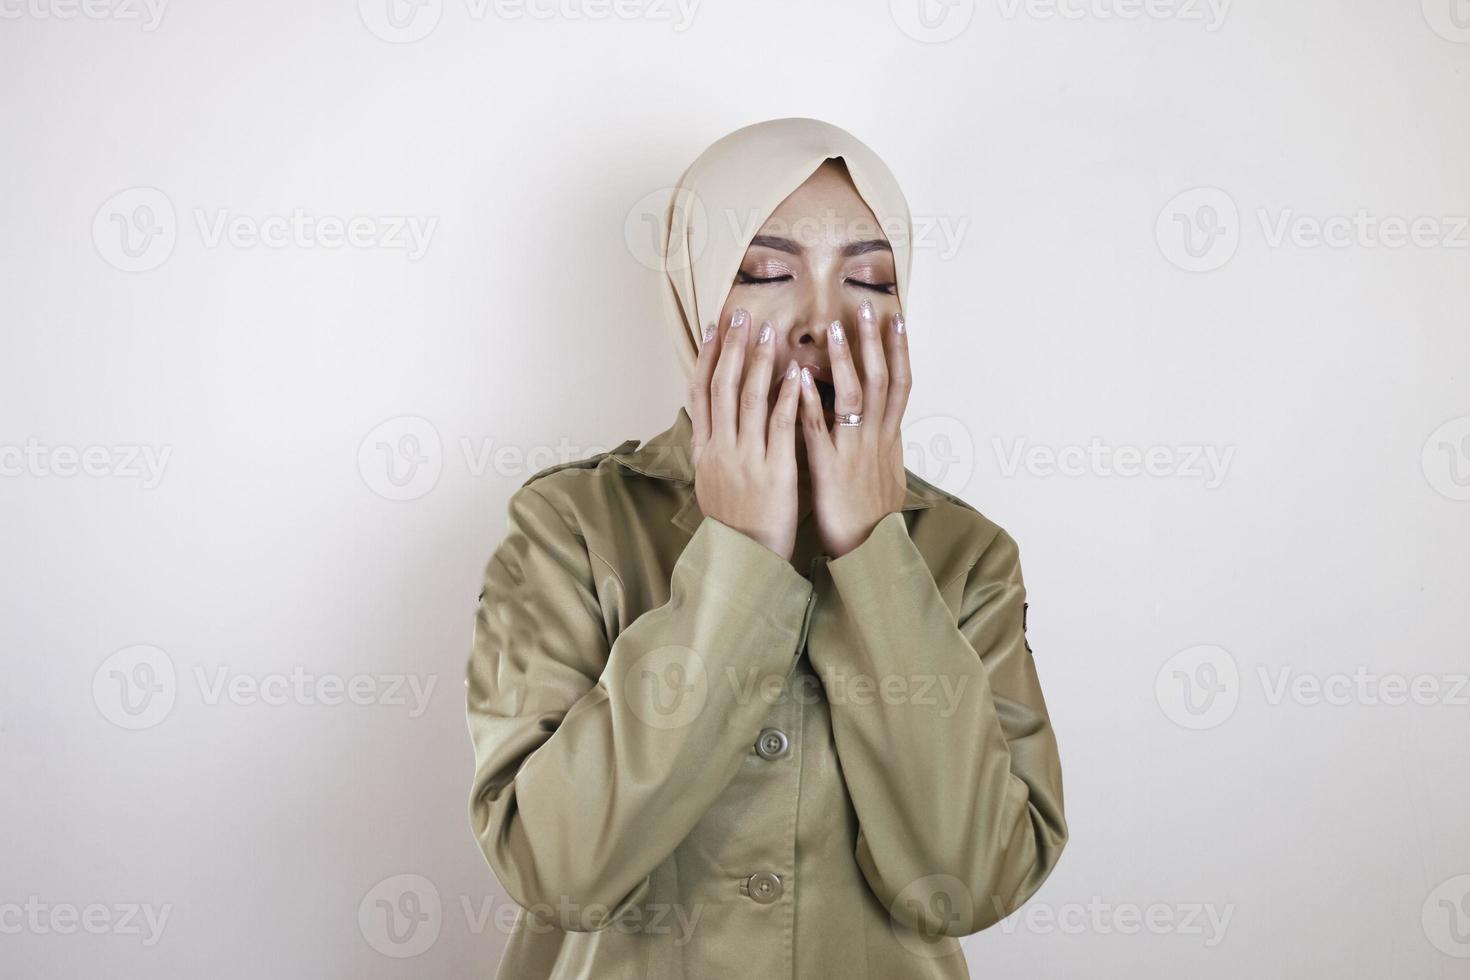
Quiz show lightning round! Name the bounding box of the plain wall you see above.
[3,0,1469,976]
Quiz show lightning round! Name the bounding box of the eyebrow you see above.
[749,234,893,258]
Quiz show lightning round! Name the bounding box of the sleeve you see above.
[465,484,817,932]
[811,510,1068,937]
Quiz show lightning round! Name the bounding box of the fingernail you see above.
[859,299,873,322]
[731,308,748,329]
[757,322,772,344]
[894,312,905,335]
[786,360,798,380]
[829,319,845,344]
[801,366,814,386]
[703,322,716,342]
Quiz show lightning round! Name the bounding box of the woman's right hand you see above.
[687,307,804,561]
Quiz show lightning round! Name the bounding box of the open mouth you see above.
[814,378,836,412]
[798,361,838,414]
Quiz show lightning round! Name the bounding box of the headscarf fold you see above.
[660,117,914,380]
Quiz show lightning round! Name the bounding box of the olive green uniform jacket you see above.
[465,406,1067,979]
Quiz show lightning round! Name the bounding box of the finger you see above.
[881,309,911,443]
[710,307,750,446]
[767,358,801,468]
[854,299,889,447]
[686,320,719,462]
[739,319,776,451]
[798,364,834,465]
[826,316,862,451]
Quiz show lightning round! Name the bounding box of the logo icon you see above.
[359,873,442,957]
[1422,874,1470,958]
[358,416,443,501]
[1423,0,1470,42]
[890,0,975,43]
[625,187,708,274]
[1155,644,1239,729]
[93,644,177,730]
[93,187,177,272]
[1156,187,1240,272]
[1422,416,1470,501]
[625,645,708,730]
[889,874,970,959]
[902,414,974,495]
[359,0,443,42]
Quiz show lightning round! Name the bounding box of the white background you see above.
[4,0,1469,976]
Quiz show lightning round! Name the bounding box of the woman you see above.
[465,117,1068,979]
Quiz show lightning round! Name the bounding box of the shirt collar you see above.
[610,405,945,531]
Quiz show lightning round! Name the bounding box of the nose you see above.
[786,317,827,354]
[787,288,843,354]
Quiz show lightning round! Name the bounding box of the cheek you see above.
[727,295,797,358]
[734,295,795,333]
[862,295,901,327]
[718,291,795,342]
[714,296,738,334]
[714,294,796,392]
[854,298,900,352]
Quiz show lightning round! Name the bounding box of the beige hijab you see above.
[660,117,914,380]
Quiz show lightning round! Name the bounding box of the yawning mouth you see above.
[816,378,836,412]
[800,363,838,412]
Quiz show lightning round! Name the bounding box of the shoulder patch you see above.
[518,438,641,489]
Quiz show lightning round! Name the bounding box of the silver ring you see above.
[834,412,863,427]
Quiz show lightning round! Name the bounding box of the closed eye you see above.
[736,272,792,285]
[736,271,895,295]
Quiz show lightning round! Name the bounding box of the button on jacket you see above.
[464,405,1069,979]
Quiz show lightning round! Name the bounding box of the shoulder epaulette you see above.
[518,438,641,489]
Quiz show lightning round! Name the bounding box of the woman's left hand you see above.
[798,299,910,559]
